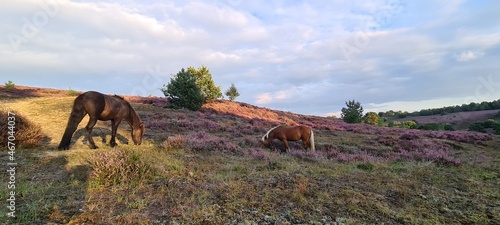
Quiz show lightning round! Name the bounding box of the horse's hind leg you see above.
[282,139,290,153]
[302,139,309,150]
[85,117,99,149]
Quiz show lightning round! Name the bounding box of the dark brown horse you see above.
[261,125,315,152]
[58,91,145,150]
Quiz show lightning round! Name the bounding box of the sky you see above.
[1,0,499,116]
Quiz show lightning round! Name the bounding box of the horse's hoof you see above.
[90,146,98,149]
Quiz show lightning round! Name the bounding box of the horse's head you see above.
[132,123,145,145]
[261,133,270,147]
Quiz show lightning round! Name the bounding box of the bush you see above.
[418,123,443,131]
[470,119,500,134]
[363,112,379,125]
[401,121,417,129]
[87,149,156,186]
[162,135,185,150]
[67,87,79,96]
[0,110,43,148]
[444,124,455,131]
[483,119,499,128]
[4,80,15,89]
[469,122,485,133]
[388,121,401,128]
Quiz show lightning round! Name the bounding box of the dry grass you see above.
[0,109,44,148]
[1,86,499,224]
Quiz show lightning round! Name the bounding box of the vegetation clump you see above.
[87,148,157,186]
[0,109,43,148]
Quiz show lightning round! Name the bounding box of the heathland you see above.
[0,86,499,224]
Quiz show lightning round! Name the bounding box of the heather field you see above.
[0,86,499,224]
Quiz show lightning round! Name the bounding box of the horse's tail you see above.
[309,129,315,152]
[58,96,86,150]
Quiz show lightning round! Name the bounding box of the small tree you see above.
[4,80,15,89]
[401,120,417,129]
[341,99,364,123]
[363,112,379,125]
[225,83,240,101]
[161,68,204,111]
[187,65,222,101]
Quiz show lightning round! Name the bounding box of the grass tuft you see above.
[0,109,44,148]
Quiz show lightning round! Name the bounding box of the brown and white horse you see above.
[261,125,315,152]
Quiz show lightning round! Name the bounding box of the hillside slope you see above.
[0,86,499,224]
[391,109,500,130]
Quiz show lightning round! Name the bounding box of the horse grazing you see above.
[261,125,315,152]
[58,91,145,150]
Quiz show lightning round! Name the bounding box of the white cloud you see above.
[256,93,272,104]
[455,50,484,62]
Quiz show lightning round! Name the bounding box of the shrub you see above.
[483,119,499,128]
[0,110,43,148]
[418,123,443,131]
[357,163,374,171]
[4,80,15,89]
[401,120,417,129]
[67,87,78,96]
[87,149,156,186]
[162,135,185,150]
[444,124,455,131]
[469,122,485,133]
[363,112,379,125]
[388,121,401,128]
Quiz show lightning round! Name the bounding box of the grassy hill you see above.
[1,86,499,224]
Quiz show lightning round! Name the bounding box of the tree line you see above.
[340,99,500,133]
[378,99,500,118]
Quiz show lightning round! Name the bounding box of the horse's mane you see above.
[113,94,125,100]
[110,94,134,113]
[262,125,281,141]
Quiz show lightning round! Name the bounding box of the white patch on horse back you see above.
[262,125,281,141]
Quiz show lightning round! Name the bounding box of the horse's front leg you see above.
[86,117,98,149]
[109,119,121,147]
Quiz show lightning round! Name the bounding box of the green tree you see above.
[4,80,15,89]
[363,112,380,125]
[224,83,240,101]
[161,68,204,111]
[401,120,417,129]
[187,65,222,101]
[341,100,364,123]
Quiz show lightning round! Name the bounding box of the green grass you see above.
[1,95,499,224]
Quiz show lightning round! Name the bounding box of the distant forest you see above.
[379,99,500,118]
